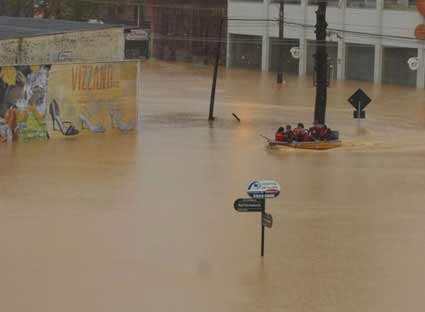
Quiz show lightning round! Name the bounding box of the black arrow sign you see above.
[348,88,371,111]
[234,198,264,212]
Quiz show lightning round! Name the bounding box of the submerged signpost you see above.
[234,180,281,257]
[348,88,371,126]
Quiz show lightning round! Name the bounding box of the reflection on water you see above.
[1,61,425,312]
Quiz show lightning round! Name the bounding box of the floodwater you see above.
[1,61,425,312]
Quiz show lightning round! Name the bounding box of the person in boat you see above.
[308,121,321,141]
[293,123,303,142]
[318,124,330,141]
[309,123,339,141]
[284,125,294,143]
[275,126,285,142]
[327,128,339,140]
[294,122,312,142]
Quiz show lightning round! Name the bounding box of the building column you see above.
[336,0,346,80]
[136,60,143,124]
[299,38,307,76]
[262,36,270,72]
[374,0,384,84]
[298,0,308,76]
[374,44,383,84]
[261,0,271,72]
[337,40,346,80]
[417,46,425,89]
[226,31,231,68]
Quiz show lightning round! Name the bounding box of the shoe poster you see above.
[48,61,138,137]
[0,61,138,142]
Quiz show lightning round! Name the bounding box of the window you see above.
[229,34,263,70]
[308,0,340,7]
[384,0,416,10]
[271,0,302,5]
[347,0,377,8]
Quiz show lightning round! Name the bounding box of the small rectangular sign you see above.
[353,110,366,119]
[262,213,273,228]
[234,198,264,212]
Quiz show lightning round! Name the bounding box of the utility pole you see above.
[209,16,224,121]
[137,5,140,27]
[313,1,328,125]
[277,0,285,84]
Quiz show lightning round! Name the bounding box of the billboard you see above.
[0,61,138,142]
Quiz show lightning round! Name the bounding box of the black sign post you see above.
[234,198,274,257]
[235,180,280,257]
[261,199,266,257]
[348,88,371,125]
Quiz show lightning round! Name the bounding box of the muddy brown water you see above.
[1,61,425,312]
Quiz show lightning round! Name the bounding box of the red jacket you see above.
[275,132,285,141]
[319,127,329,140]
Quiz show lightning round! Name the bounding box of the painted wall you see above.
[0,28,125,66]
[48,61,137,135]
[0,61,138,143]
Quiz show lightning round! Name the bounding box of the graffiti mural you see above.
[0,65,51,142]
[0,61,138,143]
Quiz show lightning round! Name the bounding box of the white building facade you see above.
[227,0,425,87]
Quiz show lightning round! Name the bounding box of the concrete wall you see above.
[0,39,19,65]
[0,28,125,66]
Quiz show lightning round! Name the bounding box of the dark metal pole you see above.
[261,198,265,257]
[277,0,285,84]
[313,2,328,125]
[209,17,224,121]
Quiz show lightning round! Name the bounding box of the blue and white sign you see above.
[247,180,281,199]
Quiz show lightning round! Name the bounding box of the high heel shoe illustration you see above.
[49,100,79,136]
[109,109,133,132]
[79,114,105,133]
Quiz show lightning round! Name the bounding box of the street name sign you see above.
[247,180,281,199]
[234,198,264,212]
[262,213,273,228]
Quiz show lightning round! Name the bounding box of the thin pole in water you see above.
[209,17,224,121]
[358,101,361,128]
[261,198,265,257]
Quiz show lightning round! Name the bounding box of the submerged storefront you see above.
[345,43,375,82]
[382,47,417,87]
[228,34,262,70]
[269,38,300,75]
